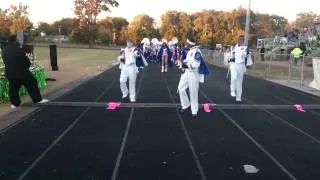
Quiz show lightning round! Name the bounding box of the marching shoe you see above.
[38,99,49,104]
[180,106,190,113]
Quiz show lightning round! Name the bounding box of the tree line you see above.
[0,1,318,47]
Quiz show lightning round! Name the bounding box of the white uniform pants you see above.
[178,71,200,115]
[120,64,138,102]
[230,63,246,101]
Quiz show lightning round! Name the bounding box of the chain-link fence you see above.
[202,49,317,89]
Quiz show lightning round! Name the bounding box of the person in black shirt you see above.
[260,44,265,61]
[1,35,48,109]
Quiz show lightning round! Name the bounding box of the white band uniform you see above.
[178,46,202,115]
[230,44,248,102]
[119,47,139,102]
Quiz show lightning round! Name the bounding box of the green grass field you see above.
[1,47,120,77]
[32,46,120,97]
[0,46,120,114]
[34,46,119,70]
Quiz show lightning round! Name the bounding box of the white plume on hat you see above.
[141,37,150,44]
[187,38,196,46]
[172,37,178,44]
[161,39,168,44]
[151,38,159,44]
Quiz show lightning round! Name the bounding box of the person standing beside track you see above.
[119,39,139,103]
[291,46,303,66]
[178,37,209,118]
[1,35,48,109]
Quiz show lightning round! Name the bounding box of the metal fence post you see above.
[300,55,305,86]
[220,51,223,66]
[267,53,273,77]
[252,52,256,73]
[288,55,292,83]
[211,51,214,64]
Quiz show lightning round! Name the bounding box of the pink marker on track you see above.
[202,103,212,113]
[294,104,306,112]
[106,102,121,110]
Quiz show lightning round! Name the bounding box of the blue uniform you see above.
[158,46,173,67]
[135,47,144,68]
[180,47,188,61]
[195,51,209,79]
[178,46,209,115]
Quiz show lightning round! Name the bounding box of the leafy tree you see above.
[160,11,192,43]
[111,17,129,45]
[254,14,274,38]
[97,17,113,44]
[295,12,317,28]
[36,22,52,35]
[70,26,91,43]
[0,8,10,39]
[74,0,119,48]
[126,14,157,44]
[51,18,79,36]
[6,3,33,34]
[270,15,288,34]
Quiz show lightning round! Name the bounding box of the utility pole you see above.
[244,0,251,45]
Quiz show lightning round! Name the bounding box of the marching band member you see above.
[150,38,159,63]
[222,46,233,82]
[171,37,180,66]
[119,39,139,103]
[179,44,189,69]
[172,44,179,66]
[229,35,250,103]
[158,39,172,72]
[176,44,183,67]
[143,44,152,63]
[135,44,145,69]
[151,44,158,63]
[178,37,209,117]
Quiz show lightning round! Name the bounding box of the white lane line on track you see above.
[162,73,208,180]
[244,97,320,145]
[200,90,298,180]
[110,70,145,180]
[211,64,320,102]
[0,108,43,135]
[17,80,117,180]
[1,66,118,136]
[254,89,320,118]
[207,69,320,147]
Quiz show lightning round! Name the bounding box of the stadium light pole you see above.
[244,0,251,45]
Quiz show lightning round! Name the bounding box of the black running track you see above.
[1,63,320,180]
